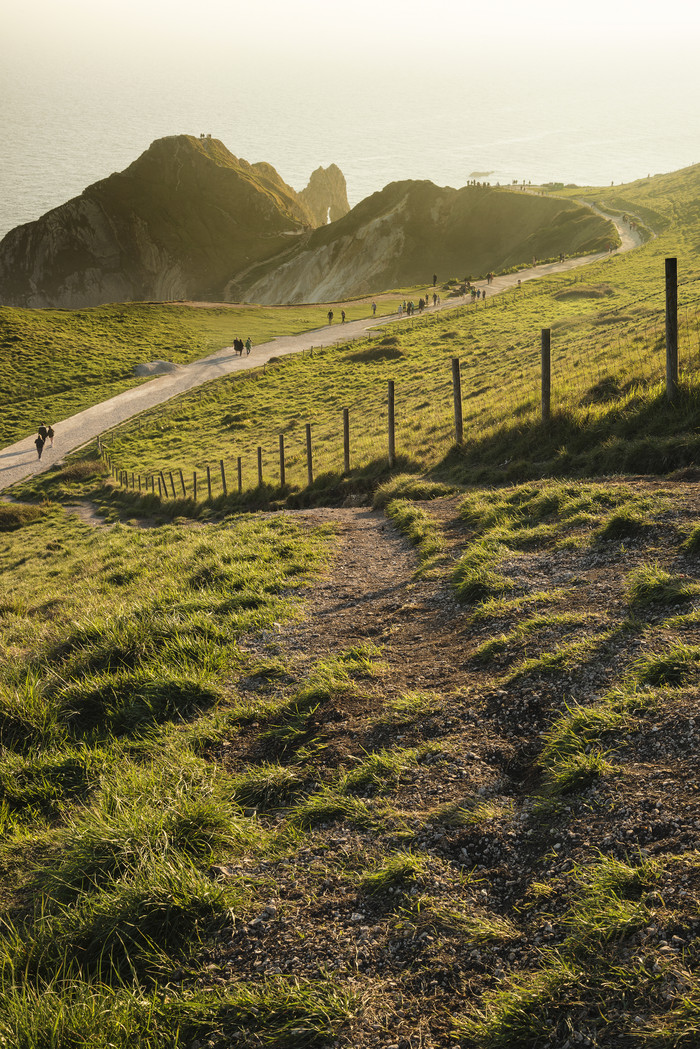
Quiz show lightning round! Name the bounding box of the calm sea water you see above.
[2,47,700,240]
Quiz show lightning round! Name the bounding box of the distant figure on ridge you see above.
[432,273,437,286]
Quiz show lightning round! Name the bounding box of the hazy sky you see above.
[6,0,699,62]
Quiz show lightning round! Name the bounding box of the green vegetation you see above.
[5,163,700,1047]
[0,296,405,447]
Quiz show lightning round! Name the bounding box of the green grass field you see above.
[0,294,415,448]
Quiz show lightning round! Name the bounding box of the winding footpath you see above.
[0,210,642,493]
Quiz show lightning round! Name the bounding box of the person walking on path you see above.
[34,433,45,460]
[47,425,54,447]
[38,422,48,442]
[245,337,252,355]
[328,310,334,324]
[372,302,377,317]
[341,310,346,323]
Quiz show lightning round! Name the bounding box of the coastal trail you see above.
[0,208,639,493]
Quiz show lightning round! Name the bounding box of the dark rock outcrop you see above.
[298,165,350,226]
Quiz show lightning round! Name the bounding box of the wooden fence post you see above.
[220,459,227,496]
[158,476,162,498]
[343,408,350,473]
[388,379,395,467]
[179,468,186,497]
[541,328,551,423]
[237,456,242,494]
[257,447,263,486]
[452,357,463,445]
[666,256,679,403]
[279,434,286,486]
[206,464,212,501]
[306,423,313,486]
[169,471,176,498]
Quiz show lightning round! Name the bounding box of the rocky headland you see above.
[0,136,614,309]
[0,136,349,308]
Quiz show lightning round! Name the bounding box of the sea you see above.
[2,44,700,241]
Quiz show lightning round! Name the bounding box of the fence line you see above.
[100,258,700,505]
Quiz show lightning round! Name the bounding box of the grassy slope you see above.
[0,295,412,447]
[5,163,700,1047]
[2,480,700,1046]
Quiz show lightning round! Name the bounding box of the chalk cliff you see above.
[239,180,615,304]
[0,136,347,308]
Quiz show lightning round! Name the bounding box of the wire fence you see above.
[101,259,700,502]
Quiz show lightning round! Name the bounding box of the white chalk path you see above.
[0,208,641,493]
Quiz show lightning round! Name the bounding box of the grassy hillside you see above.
[240,181,616,303]
[0,295,408,447]
[4,162,700,1048]
[1,479,700,1046]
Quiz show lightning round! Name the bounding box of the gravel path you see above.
[0,208,640,494]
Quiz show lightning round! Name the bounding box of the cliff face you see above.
[241,181,616,304]
[0,137,344,308]
[298,165,350,225]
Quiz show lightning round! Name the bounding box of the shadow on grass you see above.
[431,383,700,486]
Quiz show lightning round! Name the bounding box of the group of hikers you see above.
[398,294,440,317]
[232,337,252,356]
[34,421,54,460]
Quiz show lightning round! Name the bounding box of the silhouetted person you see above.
[34,434,45,460]
[328,310,334,324]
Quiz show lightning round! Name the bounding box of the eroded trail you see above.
[275,507,471,699]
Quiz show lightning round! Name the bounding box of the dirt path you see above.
[0,206,634,494]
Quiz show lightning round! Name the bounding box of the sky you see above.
[5,0,699,63]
